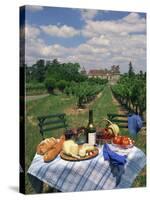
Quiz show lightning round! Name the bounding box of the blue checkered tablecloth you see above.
[27,144,146,192]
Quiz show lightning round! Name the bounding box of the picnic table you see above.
[27,144,146,193]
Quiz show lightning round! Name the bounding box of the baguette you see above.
[36,137,57,155]
[44,135,65,162]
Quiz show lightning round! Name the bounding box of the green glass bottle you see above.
[86,110,96,145]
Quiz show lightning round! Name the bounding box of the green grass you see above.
[25,86,146,193]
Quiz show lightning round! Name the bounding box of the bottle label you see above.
[88,132,96,145]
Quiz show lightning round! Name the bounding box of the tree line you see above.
[26,59,107,91]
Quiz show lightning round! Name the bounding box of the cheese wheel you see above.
[63,140,75,155]
[70,143,79,155]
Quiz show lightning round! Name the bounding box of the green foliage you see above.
[44,77,56,93]
[26,59,88,88]
[26,60,107,105]
[64,81,104,108]
[88,77,108,85]
[26,59,108,97]
[45,60,86,82]
[26,83,45,90]
[31,59,46,82]
[56,80,68,91]
[112,70,146,116]
[26,82,46,95]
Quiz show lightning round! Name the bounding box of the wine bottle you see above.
[86,110,96,145]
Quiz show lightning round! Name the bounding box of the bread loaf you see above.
[44,135,65,162]
[36,137,57,155]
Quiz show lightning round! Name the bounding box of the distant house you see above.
[88,65,120,84]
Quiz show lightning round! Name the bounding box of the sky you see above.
[22,5,146,73]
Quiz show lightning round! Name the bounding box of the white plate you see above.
[111,141,134,149]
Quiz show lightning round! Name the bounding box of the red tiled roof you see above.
[88,69,109,76]
[88,68,120,76]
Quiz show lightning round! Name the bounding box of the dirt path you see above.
[26,94,49,102]
[111,92,128,115]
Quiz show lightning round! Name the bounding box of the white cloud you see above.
[76,43,108,55]
[87,35,110,46]
[24,12,146,73]
[26,5,44,12]
[25,24,73,65]
[25,24,40,39]
[82,13,146,38]
[122,12,143,23]
[74,31,146,72]
[25,38,70,64]
[40,24,80,38]
[80,9,98,21]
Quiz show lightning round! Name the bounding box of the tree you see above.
[32,59,46,82]
[45,61,85,83]
[52,59,60,65]
[128,61,135,77]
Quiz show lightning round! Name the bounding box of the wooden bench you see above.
[37,113,68,139]
[107,113,128,128]
[107,113,146,129]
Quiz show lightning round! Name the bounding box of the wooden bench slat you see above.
[107,113,128,129]
[107,113,146,129]
[40,119,66,126]
[118,125,128,128]
[42,124,68,132]
[110,119,128,123]
[107,114,128,118]
[37,113,68,139]
[38,113,65,120]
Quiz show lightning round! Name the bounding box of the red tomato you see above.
[120,136,127,144]
[113,135,134,146]
[122,138,130,146]
[113,136,122,144]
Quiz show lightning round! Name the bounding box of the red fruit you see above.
[120,136,126,144]
[112,137,117,143]
[122,138,130,146]
[106,134,112,139]
[113,135,134,146]
[104,128,108,132]
[113,136,122,144]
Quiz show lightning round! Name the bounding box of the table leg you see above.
[28,174,43,193]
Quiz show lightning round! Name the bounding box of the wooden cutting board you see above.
[60,147,99,161]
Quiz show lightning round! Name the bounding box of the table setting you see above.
[27,122,146,192]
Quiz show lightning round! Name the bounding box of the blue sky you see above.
[23,5,146,73]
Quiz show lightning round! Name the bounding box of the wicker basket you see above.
[96,119,115,145]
